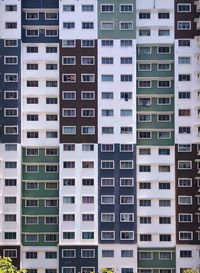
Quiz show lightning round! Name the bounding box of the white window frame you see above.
[120,160,134,169]
[25,216,39,225]
[120,4,133,13]
[178,161,192,170]
[81,126,95,135]
[62,126,76,135]
[101,195,115,205]
[26,29,39,37]
[62,250,76,259]
[26,12,39,20]
[4,108,18,117]
[119,21,133,30]
[101,160,115,169]
[120,178,134,187]
[120,213,134,222]
[101,21,114,30]
[120,195,134,205]
[100,4,114,13]
[179,231,193,241]
[178,213,193,223]
[178,178,192,187]
[157,63,171,71]
[45,12,58,20]
[101,213,115,222]
[138,80,152,88]
[178,196,192,205]
[81,56,95,65]
[138,63,152,71]
[4,73,18,82]
[62,108,76,117]
[177,4,191,12]
[4,56,18,65]
[4,126,18,135]
[25,234,38,242]
[62,56,76,65]
[81,249,95,259]
[62,91,76,100]
[101,178,115,187]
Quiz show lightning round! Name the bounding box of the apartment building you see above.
[0,0,199,273]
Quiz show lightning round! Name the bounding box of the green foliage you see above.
[0,257,26,273]
[100,268,116,273]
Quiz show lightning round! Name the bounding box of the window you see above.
[157,46,170,54]
[62,40,75,48]
[4,126,18,135]
[178,57,190,64]
[45,199,58,207]
[178,178,192,187]
[62,109,76,117]
[101,5,114,12]
[4,56,18,65]
[81,91,95,100]
[82,161,94,169]
[120,196,134,204]
[139,148,151,155]
[159,217,171,224]
[102,250,114,257]
[63,4,75,11]
[63,91,76,100]
[4,214,16,222]
[27,97,38,104]
[101,144,114,152]
[179,127,190,134]
[179,214,192,222]
[4,91,18,100]
[5,178,17,187]
[4,74,18,82]
[81,57,95,65]
[63,196,75,204]
[140,234,151,241]
[120,22,133,30]
[82,232,94,240]
[81,109,95,117]
[46,47,57,53]
[5,162,17,168]
[4,39,18,47]
[139,165,151,172]
[45,165,58,173]
[4,109,18,117]
[26,252,37,259]
[5,5,17,11]
[101,196,115,204]
[120,213,134,222]
[102,127,114,134]
[138,46,151,54]
[121,40,132,47]
[121,75,132,82]
[159,200,171,207]
[158,12,170,19]
[26,148,39,156]
[139,29,150,36]
[102,57,113,64]
[81,40,95,48]
[120,4,133,12]
[101,161,114,169]
[26,182,39,190]
[101,22,114,30]
[101,231,115,240]
[178,196,192,205]
[159,252,172,260]
[81,249,95,258]
[5,197,16,204]
[139,252,152,260]
[26,29,39,37]
[138,63,151,71]
[63,214,75,221]
[177,4,191,12]
[139,13,150,19]
[46,131,58,138]
[25,217,38,224]
[63,126,76,135]
[180,250,192,258]
[179,160,192,169]
[158,148,170,155]
[101,178,114,187]
[82,144,94,151]
[179,74,191,81]
[25,234,38,242]
[63,179,75,186]
[138,131,151,139]
[81,126,95,135]
[159,182,170,190]
[178,39,190,46]
[102,75,113,82]
[26,165,39,173]
[139,182,151,189]
[3,249,17,258]
[82,5,94,12]
[101,40,113,47]
[121,232,134,240]
[138,81,151,88]
[82,179,94,186]
[102,109,113,116]
[138,114,151,122]
[5,22,17,29]
[62,269,75,273]
[82,22,94,29]
[63,22,75,29]
[45,252,57,259]
[140,217,151,224]
[121,250,133,257]
[101,213,115,222]
[160,234,171,241]
[158,30,170,36]
[179,232,193,240]
[158,63,171,71]
[158,81,170,88]
[63,161,75,168]
[82,214,94,222]
[158,165,170,172]
[81,74,95,82]
[121,269,133,273]
[120,161,133,169]
[139,200,151,207]
[5,233,16,240]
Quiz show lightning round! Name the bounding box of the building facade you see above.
[0,0,199,273]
